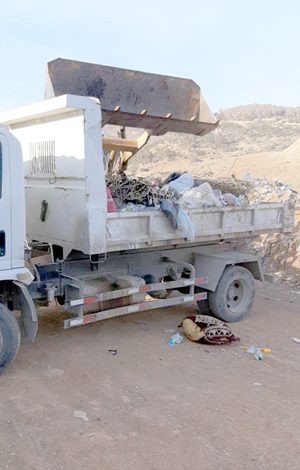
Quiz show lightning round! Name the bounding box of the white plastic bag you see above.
[180,182,222,209]
[176,209,195,241]
[161,173,194,197]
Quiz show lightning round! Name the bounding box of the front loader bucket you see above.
[45,58,218,136]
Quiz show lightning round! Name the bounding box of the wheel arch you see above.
[0,280,38,342]
[12,281,38,342]
[194,251,264,292]
[0,268,37,342]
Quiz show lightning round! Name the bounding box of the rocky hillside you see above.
[127,104,300,191]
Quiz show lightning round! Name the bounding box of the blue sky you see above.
[1,0,299,111]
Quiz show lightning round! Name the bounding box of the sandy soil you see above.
[195,149,300,193]
[0,281,300,469]
[131,147,300,194]
[129,134,300,194]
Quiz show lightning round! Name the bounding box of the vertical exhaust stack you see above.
[45,58,218,136]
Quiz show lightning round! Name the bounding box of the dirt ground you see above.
[1,281,300,470]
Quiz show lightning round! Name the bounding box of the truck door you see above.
[0,133,11,270]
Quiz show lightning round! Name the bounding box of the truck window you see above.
[0,231,5,257]
[0,142,4,256]
[0,141,2,198]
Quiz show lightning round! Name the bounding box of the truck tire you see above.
[0,304,21,373]
[209,266,255,322]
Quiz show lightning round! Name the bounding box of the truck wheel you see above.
[209,266,255,322]
[0,304,21,373]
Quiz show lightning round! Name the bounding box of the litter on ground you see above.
[291,338,300,344]
[73,410,89,422]
[109,349,118,355]
[241,346,272,353]
[168,332,183,347]
[245,346,264,361]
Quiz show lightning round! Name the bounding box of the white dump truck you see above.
[0,59,294,372]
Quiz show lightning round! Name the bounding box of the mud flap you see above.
[13,281,38,342]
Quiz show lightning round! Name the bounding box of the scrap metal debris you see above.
[106,173,160,208]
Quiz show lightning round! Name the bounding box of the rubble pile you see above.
[193,176,252,198]
[193,175,297,205]
[242,178,298,205]
[106,173,160,208]
[106,172,249,213]
[107,172,297,214]
[241,222,300,287]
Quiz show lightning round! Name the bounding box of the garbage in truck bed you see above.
[106,172,250,242]
[106,172,247,213]
[107,172,297,210]
[106,171,297,241]
[195,175,298,205]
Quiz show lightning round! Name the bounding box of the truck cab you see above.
[0,128,36,373]
[0,127,26,272]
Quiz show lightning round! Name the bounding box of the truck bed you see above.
[106,202,294,252]
[0,95,294,258]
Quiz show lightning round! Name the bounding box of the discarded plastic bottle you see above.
[254,348,263,361]
[241,346,271,353]
[247,345,264,361]
[168,332,183,347]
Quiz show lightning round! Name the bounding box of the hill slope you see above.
[128,104,300,191]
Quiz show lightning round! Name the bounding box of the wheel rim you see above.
[226,279,247,313]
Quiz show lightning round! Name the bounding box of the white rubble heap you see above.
[192,175,298,205]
